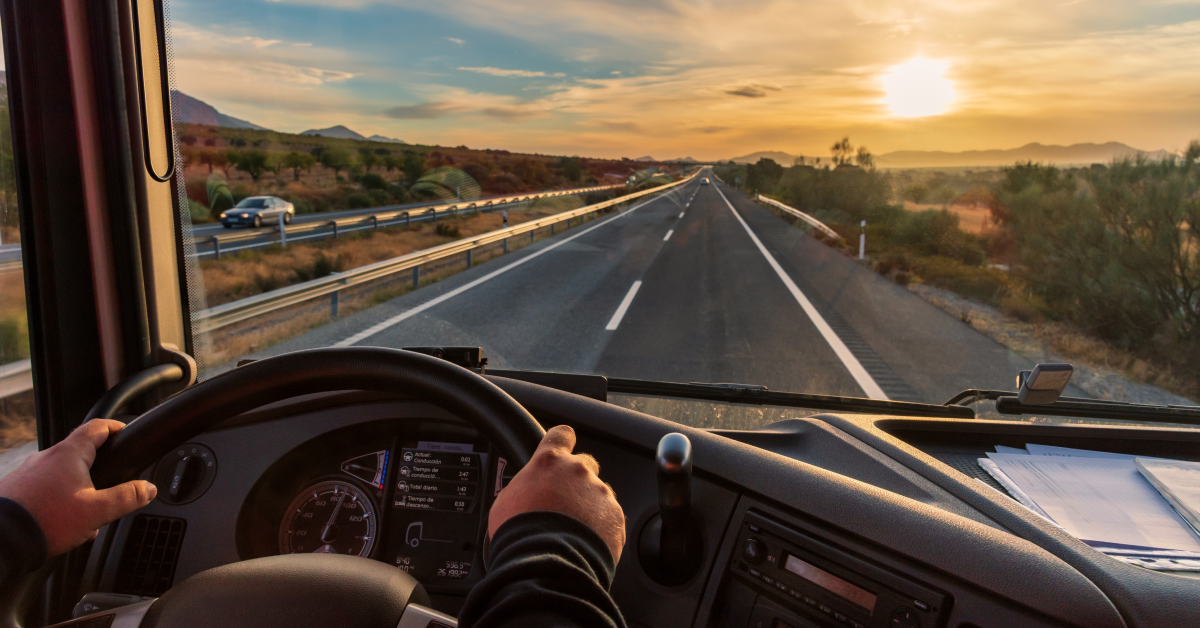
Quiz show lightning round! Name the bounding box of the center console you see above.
[726,512,948,628]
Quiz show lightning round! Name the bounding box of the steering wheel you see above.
[19,348,546,628]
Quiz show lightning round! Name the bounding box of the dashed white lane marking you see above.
[663,229,674,241]
[335,194,669,347]
[605,281,643,331]
[679,212,685,218]
[712,185,888,400]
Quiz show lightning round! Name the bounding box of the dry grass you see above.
[201,204,569,307]
[0,390,35,453]
[902,201,992,234]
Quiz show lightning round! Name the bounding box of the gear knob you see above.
[640,432,702,585]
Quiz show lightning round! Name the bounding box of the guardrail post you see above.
[431,209,438,223]
[371,216,379,229]
[211,236,220,259]
[551,223,555,236]
[466,249,472,269]
[279,218,288,248]
[859,220,866,260]
[405,212,410,226]
[412,266,419,288]
[329,221,339,239]
[503,238,508,254]
[331,291,339,319]
[530,230,535,244]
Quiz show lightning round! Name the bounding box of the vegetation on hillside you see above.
[727,137,1200,399]
[177,123,682,223]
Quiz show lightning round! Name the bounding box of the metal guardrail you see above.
[194,184,623,253]
[193,173,699,334]
[0,359,33,398]
[756,195,843,242]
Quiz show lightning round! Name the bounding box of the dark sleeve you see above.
[458,511,627,628]
[0,497,48,590]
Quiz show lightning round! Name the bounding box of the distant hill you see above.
[874,142,1174,168]
[728,151,799,165]
[728,143,1175,169]
[367,134,407,144]
[171,91,267,131]
[667,157,699,164]
[633,156,656,162]
[301,125,367,140]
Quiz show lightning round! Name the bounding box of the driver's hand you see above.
[488,425,626,563]
[0,419,157,556]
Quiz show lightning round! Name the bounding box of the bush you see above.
[347,193,372,209]
[360,173,387,190]
[188,199,212,223]
[894,209,986,265]
[293,254,347,282]
[435,222,462,238]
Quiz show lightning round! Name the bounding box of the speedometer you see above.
[279,481,377,557]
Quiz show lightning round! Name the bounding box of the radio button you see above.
[748,567,763,578]
[913,599,930,612]
[742,538,766,564]
[890,608,920,628]
[834,611,849,623]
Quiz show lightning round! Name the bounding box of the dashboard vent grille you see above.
[114,515,186,596]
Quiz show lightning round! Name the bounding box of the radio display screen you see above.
[782,553,877,613]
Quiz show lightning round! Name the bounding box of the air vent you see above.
[114,515,186,596]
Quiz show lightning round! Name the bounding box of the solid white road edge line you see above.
[663,229,674,241]
[605,281,643,331]
[713,185,889,400]
[335,194,669,347]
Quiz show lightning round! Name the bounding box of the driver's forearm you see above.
[458,511,627,628]
[0,497,48,590]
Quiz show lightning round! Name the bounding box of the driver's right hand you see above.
[487,425,626,563]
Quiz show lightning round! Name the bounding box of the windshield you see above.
[160,0,1198,428]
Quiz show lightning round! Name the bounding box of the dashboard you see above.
[75,376,1200,628]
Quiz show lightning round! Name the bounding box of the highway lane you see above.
[235,170,1046,407]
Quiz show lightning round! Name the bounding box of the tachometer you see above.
[279,481,376,557]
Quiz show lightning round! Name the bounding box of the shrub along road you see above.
[231,171,1075,413]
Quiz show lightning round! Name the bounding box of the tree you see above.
[232,150,271,182]
[856,146,874,169]
[402,154,425,184]
[830,137,853,166]
[320,149,354,177]
[382,156,399,172]
[282,151,316,181]
[900,184,929,204]
[560,156,583,183]
[360,151,379,172]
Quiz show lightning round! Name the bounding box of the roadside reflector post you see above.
[859,220,866,260]
[331,291,339,319]
[211,236,220,259]
[279,218,287,248]
[412,266,419,289]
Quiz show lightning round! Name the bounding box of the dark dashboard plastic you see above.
[78,376,1200,628]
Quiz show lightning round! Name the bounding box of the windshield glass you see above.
[164,0,1199,428]
[234,198,268,209]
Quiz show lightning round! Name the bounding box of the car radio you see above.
[729,512,948,628]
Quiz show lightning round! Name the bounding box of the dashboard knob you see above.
[743,538,765,564]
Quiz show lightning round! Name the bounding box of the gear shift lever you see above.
[639,433,703,585]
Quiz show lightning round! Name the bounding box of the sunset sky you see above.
[168,0,1200,161]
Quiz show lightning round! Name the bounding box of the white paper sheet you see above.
[986,454,1200,552]
[993,445,1029,455]
[1025,444,1137,459]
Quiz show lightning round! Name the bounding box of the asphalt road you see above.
[242,170,1045,407]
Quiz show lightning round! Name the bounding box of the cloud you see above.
[480,106,543,120]
[692,126,730,134]
[382,101,461,119]
[458,66,565,78]
[446,37,465,45]
[724,84,781,98]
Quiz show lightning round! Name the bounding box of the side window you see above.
[0,57,35,456]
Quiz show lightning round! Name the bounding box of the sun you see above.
[882,58,955,118]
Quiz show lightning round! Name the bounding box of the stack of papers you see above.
[978,445,1200,571]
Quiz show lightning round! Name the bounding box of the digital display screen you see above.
[783,553,877,613]
[385,441,488,581]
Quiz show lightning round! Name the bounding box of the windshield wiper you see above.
[607,377,975,419]
[945,389,1200,426]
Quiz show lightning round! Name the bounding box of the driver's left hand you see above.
[0,419,157,556]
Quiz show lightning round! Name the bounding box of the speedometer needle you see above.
[320,491,348,545]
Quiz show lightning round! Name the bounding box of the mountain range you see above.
[728,142,1177,169]
[300,125,406,144]
[171,91,267,131]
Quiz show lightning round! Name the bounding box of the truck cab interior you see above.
[1,1,1199,627]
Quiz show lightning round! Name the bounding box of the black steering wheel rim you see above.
[91,346,546,488]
